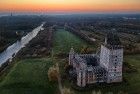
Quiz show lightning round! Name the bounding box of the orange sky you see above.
[0,0,140,12]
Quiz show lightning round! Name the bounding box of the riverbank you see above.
[0,15,43,53]
[16,26,55,59]
[0,23,44,75]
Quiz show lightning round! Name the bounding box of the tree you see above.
[48,64,59,82]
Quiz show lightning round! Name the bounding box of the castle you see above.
[68,33,123,87]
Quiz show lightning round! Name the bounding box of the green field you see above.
[0,29,140,94]
[0,58,58,94]
[123,55,140,94]
[53,29,94,54]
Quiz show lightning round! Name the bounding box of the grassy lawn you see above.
[53,29,94,54]
[0,58,58,94]
[123,55,140,94]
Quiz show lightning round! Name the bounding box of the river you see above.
[0,22,45,67]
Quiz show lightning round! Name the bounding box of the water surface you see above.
[0,23,44,66]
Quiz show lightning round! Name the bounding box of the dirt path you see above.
[57,63,64,94]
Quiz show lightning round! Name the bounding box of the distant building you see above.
[68,33,123,87]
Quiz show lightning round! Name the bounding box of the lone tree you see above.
[48,64,59,82]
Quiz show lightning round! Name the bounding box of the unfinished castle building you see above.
[68,33,123,87]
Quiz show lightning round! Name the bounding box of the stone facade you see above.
[68,34,123,87]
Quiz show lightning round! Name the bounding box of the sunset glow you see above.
[0,0,140,13]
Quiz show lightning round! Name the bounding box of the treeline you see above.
[16,25,55,58]
[0,16,43,31]
[65,25,96,44]
[0,15,43,52]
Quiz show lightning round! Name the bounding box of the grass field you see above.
[53,29,94,54]
[0,58,58,94]
[123,55,140,94]
[0,29,140,94]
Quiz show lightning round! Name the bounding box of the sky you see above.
[0,0,140,13]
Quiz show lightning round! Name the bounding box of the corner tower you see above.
[69,47,75,65]
[100,33,123,83]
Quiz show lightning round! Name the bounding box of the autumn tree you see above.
[48,64,59,82]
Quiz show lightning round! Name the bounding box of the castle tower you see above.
[100,33,123,83]
[69,47,75,65]
[77,69,86,87]
[76,56,87,87]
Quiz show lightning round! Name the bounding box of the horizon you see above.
[0,0,140,13]
[0,11,140,16]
